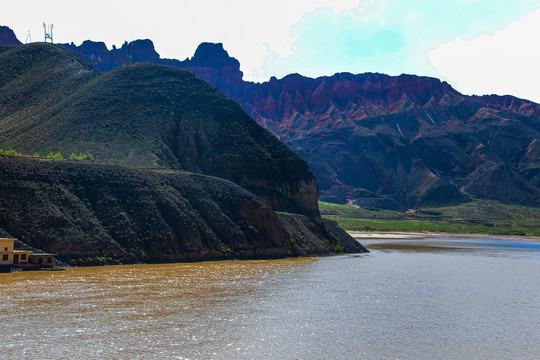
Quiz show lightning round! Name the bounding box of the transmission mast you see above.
[43,22,54,43]
[25,30,32,44]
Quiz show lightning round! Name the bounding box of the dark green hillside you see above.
[0,44,97,127]
[0,43,319,217]
[0,156,365,265]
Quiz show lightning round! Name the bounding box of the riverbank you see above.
[320,200,540,237]
[347,231,540,242]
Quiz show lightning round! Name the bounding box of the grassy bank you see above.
[319,200,540,237]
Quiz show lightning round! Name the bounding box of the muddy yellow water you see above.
[1,236,539,359]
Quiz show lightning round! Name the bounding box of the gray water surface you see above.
[1,235,539,359]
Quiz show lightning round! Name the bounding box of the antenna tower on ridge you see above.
[43,22,54,43]
[25,30,32,44]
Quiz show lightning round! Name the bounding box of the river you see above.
[1,234,539,359]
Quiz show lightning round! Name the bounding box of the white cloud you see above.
[428,8,540,103]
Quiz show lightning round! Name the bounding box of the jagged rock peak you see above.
[0,25,22,45]
[191,42,240,67]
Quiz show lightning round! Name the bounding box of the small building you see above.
[0,238,32,266]
[28,253,55,267]
[0,238,55,270]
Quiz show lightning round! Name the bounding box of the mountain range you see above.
[57,36,540,210]
[0,24,538,263]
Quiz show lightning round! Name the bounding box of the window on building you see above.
[21,254,27,260]
[38,257,43,264]
[47,257,52,263]
[4,247,7,251]
[2,254,8,261]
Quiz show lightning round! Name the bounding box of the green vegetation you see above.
[0,147,23,156]
[69,152,94,161]
[333,243,344,253]
[0,148,94,161]
[319,200,540,237]
[47,151,63,159]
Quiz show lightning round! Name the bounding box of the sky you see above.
[2,0,540,102]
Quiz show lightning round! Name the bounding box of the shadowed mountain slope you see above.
[0,26,21,45]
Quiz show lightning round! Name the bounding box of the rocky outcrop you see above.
[61,39,161,72]
[177,42,245,99]
[277,213,367,255]
[58,40,247,99]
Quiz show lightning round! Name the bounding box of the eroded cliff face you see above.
[244,73,540,207]
[0,156,364,265]
[61,39,160,72]
[178,42,245,99]
[0,156,283,262]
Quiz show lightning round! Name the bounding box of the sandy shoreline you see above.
[347,231,540,242]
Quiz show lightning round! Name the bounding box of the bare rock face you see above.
[178,42,245,98]
[463,163,540,203]
[61,39,160,72]
[519,139,540,187]
[236,72,540,208]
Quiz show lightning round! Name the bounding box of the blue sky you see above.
[2,0,540,102]
[269,1,537,76]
